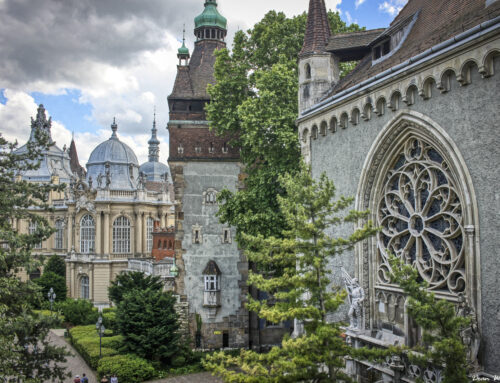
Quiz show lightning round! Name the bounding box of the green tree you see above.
[116,289,180,364]
[44,254,66,278]
[108,271,163,306]
[60,299,99,326]
[35,271,67,303]
[204,166,379,382]
[207,11,363,242]
[389,256,469,383]
[0,131,69,381]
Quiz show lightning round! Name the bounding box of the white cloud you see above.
[355,0,366,9]
[345,11,353,25]
[379,0,408,16]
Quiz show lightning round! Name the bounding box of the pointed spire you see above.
[111,117,118,138]
[29,104,53,143]
[148,109,160,162]
[68,138,86,178]
[300,0,332,57]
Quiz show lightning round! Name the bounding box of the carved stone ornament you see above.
[342,267,365,330]
[73,180,97,214]
[377,137,465,295]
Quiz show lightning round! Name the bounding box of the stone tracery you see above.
[377,136,465,295]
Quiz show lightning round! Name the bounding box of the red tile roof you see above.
[300,0,331,57]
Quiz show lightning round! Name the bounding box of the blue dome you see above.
[139,161,171,183]
[86,120,140,190]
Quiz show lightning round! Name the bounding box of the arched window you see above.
[146,217,154,253]
[205,190,217,205]
[29,220,42,249]
[80,215,95,254]
[54,219,64,249]
[113,216,130,254]
[80,275,89,299]
[305,63,311,79]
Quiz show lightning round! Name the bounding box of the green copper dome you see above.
[194,0,227,30]
[178,42,189,55]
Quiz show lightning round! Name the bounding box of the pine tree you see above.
[204,166,379,382]
[0,131,69,381]
[389,256,470,383]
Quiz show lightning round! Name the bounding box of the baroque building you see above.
[298,0,500,380]
[15,105,176,309]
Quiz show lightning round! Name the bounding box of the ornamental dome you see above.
[139,115,171,183]
[86,119,139,190]
[194,1,227,30]
[178,42,190,56]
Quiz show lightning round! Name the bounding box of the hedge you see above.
[69,325,123,369]
[97,354,156,383]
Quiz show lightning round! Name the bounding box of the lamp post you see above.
[47,287,56,313]
[95,315,106,358]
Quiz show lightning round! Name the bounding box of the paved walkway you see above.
[47,329,98,383]
[146,372,222,383]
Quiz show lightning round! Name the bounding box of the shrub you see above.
[102,307,117,332]
[61,299,99,325]
[171,355,186,367]
[97,354,157,383]
[69,325,123,369]
[33,310,65,327]
[35,271,67,302]
[44,254,66,277]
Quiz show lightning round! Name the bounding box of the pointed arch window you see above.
[80,215,95,254]
[113,216,130,254]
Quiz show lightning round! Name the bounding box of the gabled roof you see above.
[300,0,331,57]
[203,260,221,275]
[327,0,500,97]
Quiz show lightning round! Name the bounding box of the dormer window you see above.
[373,39,391,60]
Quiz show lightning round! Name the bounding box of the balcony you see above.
[203,290,221,308]
[127,258,175,278]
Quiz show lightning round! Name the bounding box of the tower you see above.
[298,0,339,115]
[167,0,248,349]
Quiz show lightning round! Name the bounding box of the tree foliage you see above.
[44,254,66,278]
[204,166,379,382]
[207,11,363,242]
[35,271,67,303]
[389,256,469,383]
[116,289,181,364]
[108,271,163,306]
[60,299,99,326]
[0,131,69,381]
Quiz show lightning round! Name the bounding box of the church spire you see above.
[300,0,331,57]
[148,109,160,162]
[194,0,227,42]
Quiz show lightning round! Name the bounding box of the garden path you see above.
[146,372,222,383]
[47,329,98,383]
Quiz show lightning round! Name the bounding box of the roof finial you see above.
[153,106,157,130]
[111,117,118,138]
[183,24,186,45]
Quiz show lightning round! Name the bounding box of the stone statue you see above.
[342,268,365,330]
[76,194,96,214]
[97,173,103,189]
[456,293,480,371]
[137,172,147,190]
[88,176,93,189]
[105,169,111,189]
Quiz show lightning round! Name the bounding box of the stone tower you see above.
[298,0,339,115]
[167,0,248,349]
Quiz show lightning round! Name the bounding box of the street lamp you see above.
[47,287,56,313]
[95,315,106,358]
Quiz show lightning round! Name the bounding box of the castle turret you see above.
[298,0,339,115]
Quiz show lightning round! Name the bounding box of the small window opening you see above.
[305,63,311,79]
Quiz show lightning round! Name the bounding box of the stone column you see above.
[67,213,73,251]
[135,211,142,255]
[95,212,102,255]
[160,208,166,228]
[103,211,110,255]
[142,214,147,254]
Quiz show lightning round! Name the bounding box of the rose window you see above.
[377,137,465,295]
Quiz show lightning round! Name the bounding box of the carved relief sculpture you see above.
[342,267,365,330]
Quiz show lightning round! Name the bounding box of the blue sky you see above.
[0,0,407,165]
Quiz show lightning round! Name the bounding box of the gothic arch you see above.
[355,110,481,329]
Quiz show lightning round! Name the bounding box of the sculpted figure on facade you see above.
[456,293,480,371]
[342,268,365,330]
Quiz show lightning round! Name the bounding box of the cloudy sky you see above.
[0,0,407,166]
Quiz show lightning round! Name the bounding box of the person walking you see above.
[74,375,81,383]
[110,374,118,383]
[81,373,89,383]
